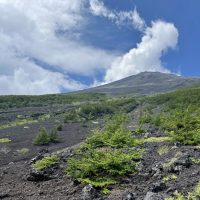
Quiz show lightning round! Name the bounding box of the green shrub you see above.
[83,114,140,149]
[67,149,141,188]
[33,127,50,145]
[66,113,142,191]
[33,127,59,145]
[64,110,79,123]
[79,103,114,120]
[33,155,59,171]
[49,128,59,143]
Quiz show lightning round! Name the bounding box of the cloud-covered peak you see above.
[104,20,179,83]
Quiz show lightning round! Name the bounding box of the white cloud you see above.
[104,20,179,83]
[0,0,179,94]
[90,0,146,31]
[0,0,116,94]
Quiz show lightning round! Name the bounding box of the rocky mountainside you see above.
[1,79,200,200]
[85,72,200,96]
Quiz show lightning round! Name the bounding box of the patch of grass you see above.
[0,113,53,130]
[162,174,177,183]
[0,118,38,130]
[190,157,200,164]
[17,148,29,154]
[142,137,172,143]
[135,127,146,134]
[33,155,59,171]
[165,182,200,200]
[162,152,182,169]
[0,138,11,143]
[158,145,170,156]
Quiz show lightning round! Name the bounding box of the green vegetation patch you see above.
[143,137,172,143]
[162,174,177,183]
[0,138,11,143]
[67,148,141,189]
[158,145,171,156]
[82,114,140,149]
[165,182,200,200]
[162,152,182,169]
[190,157,200,164]
[17,148,29,154]
[33,155,59,171]
[0,113,54,130]
[33,127,59,145]
[0,93,106,109]
[66,114,142,191]
[143,86,200,145]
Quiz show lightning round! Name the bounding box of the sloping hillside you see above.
[85,72,200,96]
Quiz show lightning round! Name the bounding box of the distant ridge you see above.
[83,72,200,96]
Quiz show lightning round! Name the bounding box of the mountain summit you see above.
[86,72,200,96]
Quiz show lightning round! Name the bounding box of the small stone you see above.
[152,183,167,193]
[122,191,136,200]
[82,184,97,200]
[144,192,164,200]
[0,192,10,198]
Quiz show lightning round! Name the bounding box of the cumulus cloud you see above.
[104,21,179,83]
[0,0,179,94]
[0,0,116,94]
[90,0,146,31]
[89,0,179,84]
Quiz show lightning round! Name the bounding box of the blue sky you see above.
[0,0,199,94]
[86,0,200,77]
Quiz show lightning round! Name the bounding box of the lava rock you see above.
[152,183,167,193]
[175,156,192,168]
[151,163,163,176]
[27,171,50,182]
[82,184,97,200]
[144,192,164,200]
[170,165,183,174]
[122,191,136,200]
[29,149,49,164]
[0,192,10,199]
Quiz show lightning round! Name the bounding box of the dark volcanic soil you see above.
[0,121,89,166]
[1,106,200,200]
[1,127,200,200]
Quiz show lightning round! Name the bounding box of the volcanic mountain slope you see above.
[85,72,200,96]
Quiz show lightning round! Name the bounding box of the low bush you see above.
[49,128,59,143]
[79,103,114,120]
[82,114,140,149]
[33,155,59,171]
[33,127,50,145]
[67,148,141,189]
[66,114,142,191]
[64,110,79,123]
[33,127,59,145]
